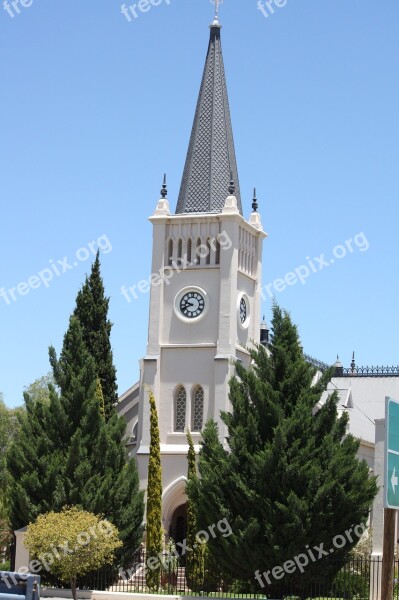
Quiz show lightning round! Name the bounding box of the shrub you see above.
[25,507,122,600]
[332,569,369,600]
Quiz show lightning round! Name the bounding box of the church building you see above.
[118,10,266,543]
[116,10,399,557]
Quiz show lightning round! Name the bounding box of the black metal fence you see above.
[68,551,399,599]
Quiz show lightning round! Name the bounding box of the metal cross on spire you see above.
[210,0,223,20]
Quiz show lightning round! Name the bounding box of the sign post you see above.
[385,397,399,509]
[382,397,399,600]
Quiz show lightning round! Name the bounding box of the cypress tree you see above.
[74,252,118,421]
[7,316,144,569]
[146,390,163,591]
[188,305,377,595]
[185,430,205,592]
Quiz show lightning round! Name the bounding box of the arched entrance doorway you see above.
[162,476,187,538]
[169,503,187,552]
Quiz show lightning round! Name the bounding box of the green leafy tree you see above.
[74,252,118,421]
[0,496,7,522]
[146,390,163,591]
[188,305,377,595]
[7,316,144,570]
[0,395,22,475]
[0,494,12,562]
[24,374,55,405]
[0,395,23,510]
[25,508,122,600]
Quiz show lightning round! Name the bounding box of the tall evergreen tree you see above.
[186,429,197,552]
[185,430,206,592]
[188,306,377,595]
[7,394,63,527]
[7,316,144,569]
[74,252,118,421]
[146,391,163,591]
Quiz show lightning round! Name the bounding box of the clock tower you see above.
[135,13,267,536]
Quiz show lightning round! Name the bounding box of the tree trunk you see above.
[70,578,77,600]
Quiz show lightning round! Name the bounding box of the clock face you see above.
[239,297,247,324]
[175,287,209,322]
[180,291,205,319]
[237,293,250,329]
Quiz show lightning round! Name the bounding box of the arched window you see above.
[215,240,221,265]
[187,239,192,264]
[177,238,183,265]
[167,239,173,266]
[174,386,186,432]
[192,386,204,432]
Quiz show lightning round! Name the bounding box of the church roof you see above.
[175,18,242,215]
[318,377,399,446]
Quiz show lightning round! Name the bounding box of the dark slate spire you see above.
[175,18,242,215]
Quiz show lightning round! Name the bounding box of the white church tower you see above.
[135,12,267,540]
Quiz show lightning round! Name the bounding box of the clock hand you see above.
[181,300,196,310]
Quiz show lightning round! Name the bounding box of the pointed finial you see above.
[160,173,168,199]
[228,171,235,195]
[210,0,223,19]
[351,351,356,372]
[252,188,258,212]
[210,0,223,26]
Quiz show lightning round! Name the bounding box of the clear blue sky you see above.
[1,1,398,408]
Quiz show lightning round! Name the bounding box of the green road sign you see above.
[385,397,399,509]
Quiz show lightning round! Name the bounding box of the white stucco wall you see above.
[14,528,29,571]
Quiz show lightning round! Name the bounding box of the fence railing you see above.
[341,365,399,377]
[302,353,399,378]
[53,551,398,599]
